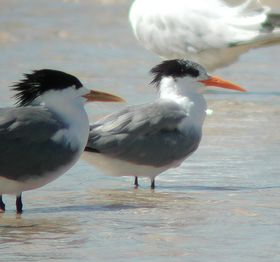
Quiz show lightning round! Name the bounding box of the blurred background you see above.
[0,1,279,261]
[228,0,280,7]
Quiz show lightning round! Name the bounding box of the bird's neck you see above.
[159,77,207,127]
[39,93,89,151]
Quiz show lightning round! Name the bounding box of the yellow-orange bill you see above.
[83,90,125,103]
[199,76,247,92]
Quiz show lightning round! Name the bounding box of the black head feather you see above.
[150,59,204,87]
[12,69,83,106]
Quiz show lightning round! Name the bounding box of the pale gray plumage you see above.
[0,69,124,213]
[84,59,246,188]
[0,107,78,182]
[86,100,201,167]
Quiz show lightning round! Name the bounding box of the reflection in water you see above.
[0,0,280,261]
[0,215,83,261]
[0,216,77,240]
[86,188,196,209]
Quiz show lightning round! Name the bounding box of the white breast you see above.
[42,88,90,153]
[50,104,90,152]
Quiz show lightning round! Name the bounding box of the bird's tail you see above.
[230,12,280,49]
[262,13,280,31]
[239,29,280,49]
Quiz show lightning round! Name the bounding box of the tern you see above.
[0,69,124,213]
[129,0,280,70]
[84,59,246,189]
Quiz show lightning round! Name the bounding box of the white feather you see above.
[129,0,279,70]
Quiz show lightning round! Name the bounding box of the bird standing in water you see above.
[84,59,246,188]
[0,69,124,213]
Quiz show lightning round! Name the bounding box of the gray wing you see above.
[86,101,201,167]
[0,107,78,181]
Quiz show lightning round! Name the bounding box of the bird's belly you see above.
[83,151,184,179]
[0,154,80,195]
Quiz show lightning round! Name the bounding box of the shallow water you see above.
[0,0,280,261]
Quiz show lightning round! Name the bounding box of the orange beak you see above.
[83,90,125,103]
[199,76,247,92]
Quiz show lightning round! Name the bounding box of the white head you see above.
[12,69,125,152]
[150,59,246,98]
[12,69,124,107]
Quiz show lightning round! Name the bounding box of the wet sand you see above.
[0,1,280,261]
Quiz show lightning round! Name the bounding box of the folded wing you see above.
[0,107,78,181]
[86,100,201,167]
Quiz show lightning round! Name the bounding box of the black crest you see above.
[150,59,201,87]
[12,69,83,106]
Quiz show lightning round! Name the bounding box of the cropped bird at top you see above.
[84,59,247,189]
[0,69,124,213]
[129,0,280,70]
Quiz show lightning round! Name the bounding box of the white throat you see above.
[159,77,207,127]
[38,88,90,152]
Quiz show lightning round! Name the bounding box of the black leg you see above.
[0,195,5,212]
[134,176,139,188]
[151,179,155,189]
[16,194,23,214]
